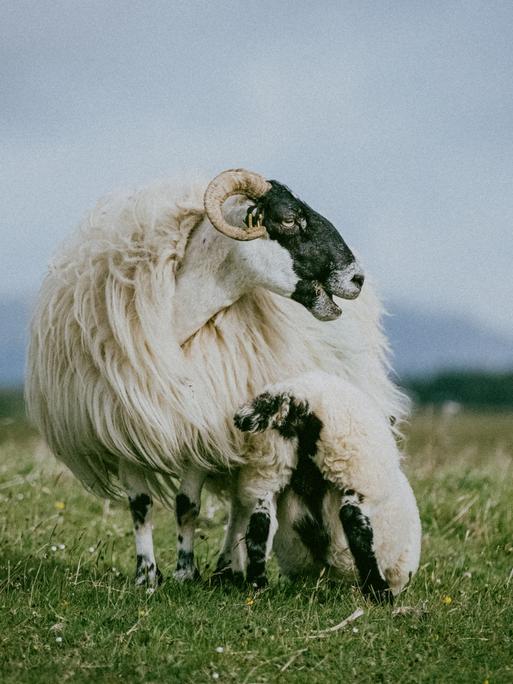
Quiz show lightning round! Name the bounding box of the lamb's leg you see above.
[246,493,278,588]
[120,462,162,589]
[338,489,393,604]
[214,495,248,585]
[174,469,205,582]
[215,491,278,588]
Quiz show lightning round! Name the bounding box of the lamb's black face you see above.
[247,181,364,320]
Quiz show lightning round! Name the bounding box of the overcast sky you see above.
[1,1,512,335]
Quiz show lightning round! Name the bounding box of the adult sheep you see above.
[26,168,406,587]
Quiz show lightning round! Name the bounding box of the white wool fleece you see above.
[239,371,421,596]
[26,179,408,503]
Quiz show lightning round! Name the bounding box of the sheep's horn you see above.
[204,169,272,240]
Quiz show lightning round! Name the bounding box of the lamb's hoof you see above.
[210,565,231,584]
[363,583,394,605]
[173,566,201,583]
[211,555,245,587]
[211,566,245,587]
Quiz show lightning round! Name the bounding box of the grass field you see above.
[0,397,512,683]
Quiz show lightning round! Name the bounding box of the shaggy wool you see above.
[26,179,407,503]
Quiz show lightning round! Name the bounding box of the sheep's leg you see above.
[214,497,249,585]
[246,493,278,589]
[120,462,162,589]
[338,490,392,604]
[173,469,205,582]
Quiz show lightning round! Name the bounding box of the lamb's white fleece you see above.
[238,371,421,596]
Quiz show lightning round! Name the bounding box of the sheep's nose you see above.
[351,272,365,291]
[327,264,364,299]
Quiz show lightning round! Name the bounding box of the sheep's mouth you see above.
[310,284,342,321]
[292,280,342,321]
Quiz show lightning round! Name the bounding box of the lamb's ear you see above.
[234,391,309,435]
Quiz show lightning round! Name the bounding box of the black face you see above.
[246,181,364,320]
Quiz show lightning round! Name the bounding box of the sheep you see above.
[234,371,421,601]
[26,168,407,587]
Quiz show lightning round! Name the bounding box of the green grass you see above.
[0,406,512,683]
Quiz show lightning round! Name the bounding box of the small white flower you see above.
[215,646,224,653]
[51,545,57,552]
[58,544,65,550]
[88,546,95,553]
[55,636,63,643]
[212,673,219,680]
[352,627,359,634]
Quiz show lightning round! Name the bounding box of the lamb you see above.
[234,371,421,601]
[26,168,407,588]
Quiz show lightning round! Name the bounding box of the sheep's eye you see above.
[281,218,296,228]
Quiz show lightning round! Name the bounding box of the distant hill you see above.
[1,294,512,387]
[385,304,513,377]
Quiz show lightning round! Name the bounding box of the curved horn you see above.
[204,168,272,240]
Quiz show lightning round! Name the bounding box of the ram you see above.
[234,371,421,601]
[26,169,406,587]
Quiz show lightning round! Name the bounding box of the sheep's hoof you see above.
[173,566,201,583]
[135,562,163,589]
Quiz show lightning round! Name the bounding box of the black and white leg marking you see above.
[174,469,205,582]
[121,463,162,589]
[288,413,330,565]
[339,490,392,604]
[246,494,277,588]
[129,493,163,589]
[235,391,326,583]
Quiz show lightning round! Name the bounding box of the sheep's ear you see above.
[234,392,309,435]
